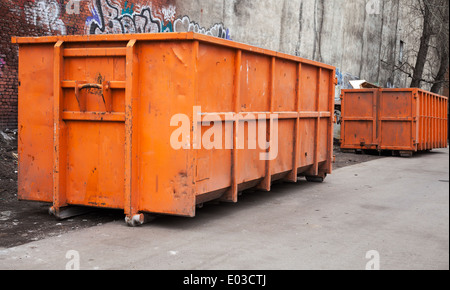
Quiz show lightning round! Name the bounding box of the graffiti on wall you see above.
[24,0,67,35]
[0,57,5,77]
[85,0,160,34]
[334,68,359,130]
[335,68,359,103]
[85,0,231,39]
[336,68,359,91]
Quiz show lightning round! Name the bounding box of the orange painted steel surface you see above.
[341,88,448,153]
[12,32,336,222]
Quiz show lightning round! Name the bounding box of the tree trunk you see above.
[410,3,433,88]
[431,1,449,94]
[431,45,449,94]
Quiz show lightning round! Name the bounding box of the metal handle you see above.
[74,81,111,112]
[78,83,104,90]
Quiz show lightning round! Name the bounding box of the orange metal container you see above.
[12,33,336,225]
[340,88,448,155]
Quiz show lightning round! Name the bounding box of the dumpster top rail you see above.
[341,88,448,100]
[12,32,335,71]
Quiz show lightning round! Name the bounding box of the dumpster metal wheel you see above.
[125,213,156,227]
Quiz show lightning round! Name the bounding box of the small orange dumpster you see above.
[340,88,448,156]
[12,33,336,226]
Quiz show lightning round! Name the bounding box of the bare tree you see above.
[409,0,449,91]
[429,0,449,93]
[382,0,449,93]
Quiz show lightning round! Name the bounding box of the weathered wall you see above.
[0,0,232,129]
[0,0,442,129]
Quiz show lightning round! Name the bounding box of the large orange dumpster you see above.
[340,88,448,156]
[12,32,336,226]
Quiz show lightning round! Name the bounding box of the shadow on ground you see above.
[1,132,412,248]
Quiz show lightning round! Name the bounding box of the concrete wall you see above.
[0,0,442,129]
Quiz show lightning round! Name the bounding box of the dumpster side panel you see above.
[341,90,377,149]
[443,96,448,148]
[273,59,297,175]
[299,64,319,112]
[378,90,415,151]
[65,122,125,208]
[195,43,235,198]
[418,91,424,150]
[319,69,332,163]
[298,64,320,169]
[236,51,270,184]
[298,64,334,173]
[298,119,316,167]
[137,41,197,217]
[59,42,129,210]
[18,44,55,203]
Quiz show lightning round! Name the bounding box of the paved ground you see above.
[0,147,448,270]
[0,132,382,248]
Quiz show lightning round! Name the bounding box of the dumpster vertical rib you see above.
[326,68,335,174]
[376,89,382,150]
[373,89,378,149]
[295,63,302,176]
[438,96,441,147]
[443,97,447,147]
[191,40,199,211]
[312,68,322,176]
[414,90,420,151]
[411,90,416,150]
[429,94,434,150]
[443,97,446,147]
[441,97,444,147]
[435,95,438,148]
[441,96,444,147]
[287,62,302,182]
[440,96,442,147]
[229,49,241,202]
[431,95,434,149]
[434,95,436,148]
[259,56,276,191]
[425,93,429,149]
[419,91,423,150]
[340,91,345,147]
[445,97,448,145]
[52,40,66,215]
[124,39,138,220]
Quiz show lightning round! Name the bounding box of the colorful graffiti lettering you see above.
[121,1,134,15]
[85,0,231,39]
[86,0,160,34]
[24,0,67,35]
[335,68,359,89]
[335,68,359,102]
